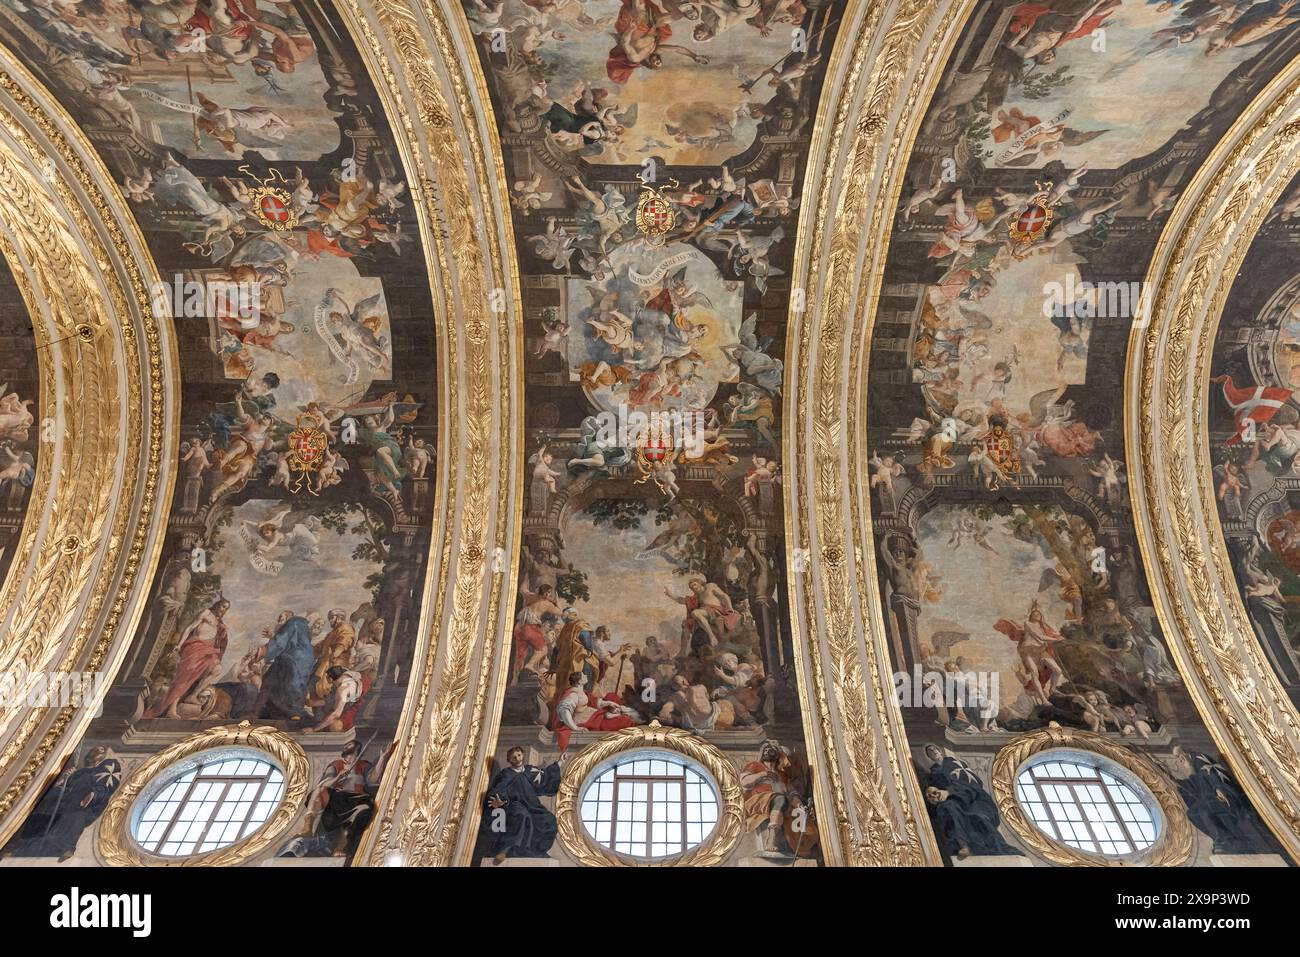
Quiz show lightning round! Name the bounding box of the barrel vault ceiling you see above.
[0,0,1295,867]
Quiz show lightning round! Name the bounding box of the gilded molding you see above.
[785,0,976,865]
[990,728,1194,867]
[553,722,744,867]
[341,0,983,868]
[97,722,309,867]
[330,0,523,867]
[0,50,174,843]
[1127,65,1300,861]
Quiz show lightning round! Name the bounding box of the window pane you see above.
[578,751,719,861]
[1016,755,1158,859]
[131,751,284,858]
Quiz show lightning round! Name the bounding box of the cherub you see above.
[1090,453,1125,502]
[377,178,406,210]
[180,436,214,480]
[317,447,349,491]
[122,167,154,203]
[649,459,680,500]
[534,309,570,358]
[297,402,338,442]
[530,444,562,492]
[1019,438,1042,480]
[1217,458,1247,504]
[967,443,1013,490]
[744,455,775,497]
[512,171,553,212]
[238,507,293,573]
[268,449,292,489]
[403,434,432,479]
[869,452,905,496]
[289,167,318,218]
[528,216,577,273]
[913,550,944,603]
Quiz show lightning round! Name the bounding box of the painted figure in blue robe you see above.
[922,744,1021,859]
[255,612,315,721]
[480,746,563,864]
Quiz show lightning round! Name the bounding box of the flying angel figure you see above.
[1000,125,1109,166]
[727,312,784,394]
[239,507,294,574]
[285,515,323,565]
[535,310,571,358]
[323,288,391,372]
[528,216,577,273]
[663,265,714,311]
[512,171,554,212]
[122,168,154,203]
[903,168,952,221]
[635,507,701,561]
[734,227,785,293]
[289,167,318,217]
[377,177,406,209]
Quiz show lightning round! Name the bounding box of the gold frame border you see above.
[990,728,1194,867]
[784,0,977,865]
[0,50,174,841]
[553,722,744,868]
[1127,67,1300,860]
[330,0,524,867]
[97,722,308,867]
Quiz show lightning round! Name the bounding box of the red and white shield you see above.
[259,194,291,224]
[640,433,671,463]
[1016,204,1048,235]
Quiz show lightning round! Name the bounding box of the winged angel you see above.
[320,288,390,383]
[239,508,323,575]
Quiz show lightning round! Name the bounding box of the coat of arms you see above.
[1007,180,1056,247]
[984,424,1021,490]
[633,430,679,498]
[635,179,678,247]
[241,165,299,232]
[286,416,329,494]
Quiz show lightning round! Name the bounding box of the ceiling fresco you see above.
[0,0,1296,872]
[461,0,837,866]
[867,0,1299,864]
[0,1,437,865]
[1209,171,1300,706]
[0,252,38,588]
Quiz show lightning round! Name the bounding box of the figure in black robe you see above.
[542,99,602,145]
[10,748,121,860]
[922,745,1020,859]
[1174,748,1257,854]
[481,747,562,864]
